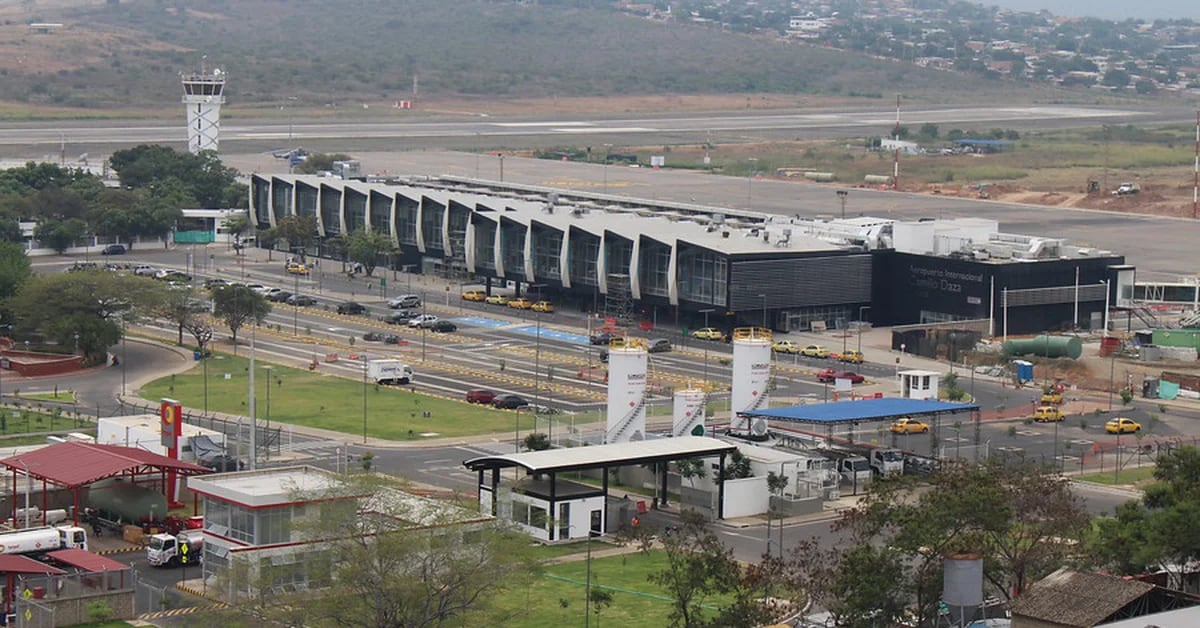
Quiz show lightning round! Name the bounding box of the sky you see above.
[983,0,1199,21]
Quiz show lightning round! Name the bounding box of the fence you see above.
[117,398,283,460]
[12,569,135,627]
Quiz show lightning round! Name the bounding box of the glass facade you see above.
[296,184,318,218]
[421,200,445,252]
[271,182,292,225]
[639,238,671,297]
[500,220,526,280]
[319,187,342,235]
[253,179,270,225]
[368,192,391,234]
[532,226,562,281]
[473,218,497,271]
[604,236,632,277]
[568,230,600,286]
[344,189,367,234]
[396,196,418,246]
[677,245,727,306]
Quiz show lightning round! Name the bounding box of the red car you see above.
[465,389,496,404]
[816,368,865,384]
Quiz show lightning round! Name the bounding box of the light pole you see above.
[499,153,505,182]
[602,144,613,194]
[361,354,368,444]
[837,189,849,220]
[857,306,871,354]
[293,266,300,336]
[758,293,768,329]
[121,318,127,395]
[531,283,546,413]
[747,158,758,208]
[699,308,715,388]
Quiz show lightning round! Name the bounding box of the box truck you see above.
[367,359,414,385]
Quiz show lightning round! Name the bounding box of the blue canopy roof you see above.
[742,397,978,425]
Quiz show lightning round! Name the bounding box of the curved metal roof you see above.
[464,436,737,474]
[741,398,978,425]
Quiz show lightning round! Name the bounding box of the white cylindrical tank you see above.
[731,328,772,436]
[944,551,984,627]
[606,339,648,443]
[672,388,706,437]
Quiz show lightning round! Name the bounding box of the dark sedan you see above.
[267,290,293,303]
[337,301,367,315]
[430,320,458,333]
[287,294,318,306]
[492,394,529,410]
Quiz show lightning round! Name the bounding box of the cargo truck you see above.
[146,529,204,567]
[367,359,414,385]
[0,526,88,556]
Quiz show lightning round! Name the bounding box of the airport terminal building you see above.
[248,174,1128,335]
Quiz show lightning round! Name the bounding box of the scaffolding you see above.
[444,228,469,280]
[605,273,635,324]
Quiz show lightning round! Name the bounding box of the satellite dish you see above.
[213,68,222,76]
[751,419,768,436]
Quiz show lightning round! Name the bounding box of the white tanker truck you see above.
[0,525,88,556]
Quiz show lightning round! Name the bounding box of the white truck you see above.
[869,449,905,476]
[146,529,204,567]
[367,359,414,385]
[0,526,88,555]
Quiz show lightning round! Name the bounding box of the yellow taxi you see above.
[772,340,800,354]
[531,300,555,313]
[285,262,311,275]
[691,327,723,340]
[1105,417,1141,434]
[890,417,929,434]
[839,349,865,364]
[485,294,510,306]
[508,297,533,310]
[1040,390,1063,404]
[801,345,831,358]
[1032,406,1065,423]
[462,290,487,302]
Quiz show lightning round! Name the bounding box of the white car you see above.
[407,314,438,328]
[133,265,157,277]
[248,285,272,295]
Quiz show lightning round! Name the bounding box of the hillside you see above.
[0,0,1070,114]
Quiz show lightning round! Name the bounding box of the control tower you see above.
[181,65,226,153]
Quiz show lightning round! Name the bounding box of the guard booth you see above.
[898,370,940,400]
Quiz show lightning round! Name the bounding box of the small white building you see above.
[96,415,226,462]
[898,369,941,400]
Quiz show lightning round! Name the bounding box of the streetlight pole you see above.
[747,158,758,208]
[362,354,368,444]
[699,308,715,389]
[857,306,871,354]
[758,294,768,329]
[837,189,849,220]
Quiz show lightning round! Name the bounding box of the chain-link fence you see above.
[134,577,168,617]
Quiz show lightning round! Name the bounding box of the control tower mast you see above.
[181,61,226,153]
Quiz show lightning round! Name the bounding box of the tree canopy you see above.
[210,284,271,348]
[345,228,398,277]
[783,460,1089,625]
[109,145,245,209]
[6,271,166,361]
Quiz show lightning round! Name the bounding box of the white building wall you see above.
[721,476,768,518]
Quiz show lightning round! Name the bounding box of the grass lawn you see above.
[1076,465,1158,486]
[0,405,90,436]
[138,353,595,441]
[20,391,77,403]
[488,550,729,628]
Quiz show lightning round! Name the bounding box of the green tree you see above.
[785,460,1088,624]
[33,218,87,254]
[523,432,551,451]
[156,286,206,346]
[648,511,777,628]
[0,239,31,302]
[1090,446,1200,586]
[275,215,319,259]
[346,228,398,277]
[257,226,281,261]
[7,271,163,362]
[210,284,270,348]
[109,146,239,209]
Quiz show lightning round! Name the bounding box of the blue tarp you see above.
[741,397,978,425]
